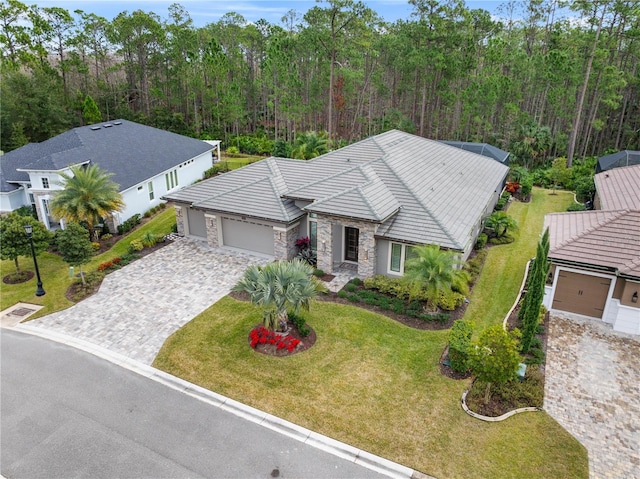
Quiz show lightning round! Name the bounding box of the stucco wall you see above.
[0,189,29,213]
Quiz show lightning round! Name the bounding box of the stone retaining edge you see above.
[461,257,543,422]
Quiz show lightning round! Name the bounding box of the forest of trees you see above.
[1,0,638,167]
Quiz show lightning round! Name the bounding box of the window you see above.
[389,243,417,274]
[390,243,402,272]
[165,169,179,190]
[309,220,317,251]
[42,177,49,189]
[148,181,154,200]
[42,199,50,216]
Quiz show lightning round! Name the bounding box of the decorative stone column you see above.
[174,205,185,236]
[205,213,219,248]
[274,223,300,261]
[316,215,334,273]
[356,221,377,278]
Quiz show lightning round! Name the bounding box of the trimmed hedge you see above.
[448,320,474,373]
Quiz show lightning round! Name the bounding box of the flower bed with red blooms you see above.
[250,326,300,352]
[247,322,316,357]
[97,257,122,272]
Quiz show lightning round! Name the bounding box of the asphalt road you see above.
[1,330,387,479]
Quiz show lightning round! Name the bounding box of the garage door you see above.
[221,217,274,255]
[552,271,611,318]
[186,208,206,238]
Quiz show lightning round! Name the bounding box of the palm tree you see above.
[485,212,518,238]
[291,131,329,160]
[233,259,327,331]
[50,165,124,240]
[403,244,468,310]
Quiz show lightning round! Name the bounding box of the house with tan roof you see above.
[164,130,509,278]
[543,164,640,335]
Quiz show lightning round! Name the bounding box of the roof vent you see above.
[90,126,101,131]
[103,123,113,128]
[113,121,123,125]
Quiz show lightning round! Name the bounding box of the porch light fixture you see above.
[632,292,638,304]
[322,240,326,252]
[24,224,45,297]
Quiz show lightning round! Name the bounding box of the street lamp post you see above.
[24,224,45,297]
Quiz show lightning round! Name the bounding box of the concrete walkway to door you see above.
[22,238,269,364]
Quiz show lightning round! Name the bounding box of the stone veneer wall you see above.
[205,213,219,248]
[174,205,185,236]
[316,214,377,277]
[274,223,300,260]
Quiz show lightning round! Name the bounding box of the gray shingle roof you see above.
[1,120,213,192]
[439,140,510,164]
[165,130,509,250]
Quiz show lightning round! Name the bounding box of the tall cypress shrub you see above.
[520,229,550,353]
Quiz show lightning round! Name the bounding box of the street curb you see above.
[13,323,428,479]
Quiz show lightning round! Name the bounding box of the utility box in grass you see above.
[517,363,527,381]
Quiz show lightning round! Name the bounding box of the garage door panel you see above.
[221,217,274,255]
[552,271,610,319]
[186,209,206,238]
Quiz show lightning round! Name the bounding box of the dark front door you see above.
[345,227,359,262]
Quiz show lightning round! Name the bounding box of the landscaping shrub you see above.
[102,233,113,241]
[141,231,157,248]
[391,298,405,314]
[171,222,178,233]
[419,312,450,323]
[449,320,474,372]
[464,250,488,282]
[347,293,360,303]
[117,214,141,235]
[288,311,310,337]
[97,257,122,272]
[566,203,587,212]
[345,283,356,292]
[520,175,534,198]
[474,233,488,250]
[438,289,465,311]
[227,146,240,154]
[350,277,362,285]
[489,234,515,245]
[128,239,144,253]
[313,268,324,277]
[91,241,100,252]
[337,290,348,299]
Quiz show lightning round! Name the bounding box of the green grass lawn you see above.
[0,208,176,319]
[220,152,266,169]
[154,187,585,479]
[464,187,574,332]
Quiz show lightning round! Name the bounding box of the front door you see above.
[344,227,359,262]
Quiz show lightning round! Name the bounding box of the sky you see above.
[24,0,514,26]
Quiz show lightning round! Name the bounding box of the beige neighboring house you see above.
[543,164,640,335]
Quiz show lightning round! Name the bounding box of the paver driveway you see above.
[24,238,268,364]
[544,314,640,479]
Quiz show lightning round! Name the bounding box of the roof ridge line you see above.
[381,156,461,248]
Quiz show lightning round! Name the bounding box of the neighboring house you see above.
[0,120,220,230]
[164,130,509,278]
[595,150,640,173]
[439,141,510,165]
[543,165,640,335]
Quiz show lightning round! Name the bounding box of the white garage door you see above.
[186,208,206,238]
[221,217,274,255]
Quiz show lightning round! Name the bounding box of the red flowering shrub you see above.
[249,326,301,352]
[97,257,123,272]
[506,182,520,194]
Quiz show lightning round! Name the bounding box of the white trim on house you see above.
[547,265,617,321]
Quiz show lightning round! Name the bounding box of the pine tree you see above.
[82,94,101,124]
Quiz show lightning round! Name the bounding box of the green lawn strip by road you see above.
[0,208,176,320]
[154,297,587,479]
[464,187,574,332]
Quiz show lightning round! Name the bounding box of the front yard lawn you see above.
[154,187,586,478]
[154,297,587,479]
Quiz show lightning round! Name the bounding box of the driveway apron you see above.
[24,238,268,365]
[544,314,640,479]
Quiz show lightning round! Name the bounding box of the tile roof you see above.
[594,164,640,211]
[1,120,213,192]
[165,130,509,250]
[544,210,640,279]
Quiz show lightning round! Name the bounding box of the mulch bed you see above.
[249,323,317,356]
[3,270,35,284]
[439,344,472,380]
